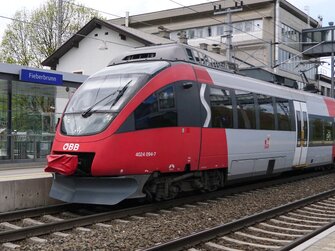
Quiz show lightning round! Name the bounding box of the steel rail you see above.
[0,169,332,243]
[141,188,335,251]
[0,203,74,222]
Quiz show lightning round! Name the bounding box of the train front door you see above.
[293,101,309,167]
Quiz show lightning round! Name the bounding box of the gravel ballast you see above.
[12,172,335,251]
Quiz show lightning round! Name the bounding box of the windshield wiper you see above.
[111,80,132,106]
[81,80,132,118]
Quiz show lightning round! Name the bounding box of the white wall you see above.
[56,27,145,75]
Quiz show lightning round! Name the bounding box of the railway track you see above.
[0,169,333,248]
[142,189,335,251]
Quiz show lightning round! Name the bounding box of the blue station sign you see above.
[20,69,63,85]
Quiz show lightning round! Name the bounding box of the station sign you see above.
[19,69,63,85]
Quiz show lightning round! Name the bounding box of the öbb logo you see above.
[63,143,80,151]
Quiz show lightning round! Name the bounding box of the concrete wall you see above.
[56,27,145,76]
[0,176,59,213]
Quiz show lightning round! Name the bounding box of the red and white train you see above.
[45,44,335,205]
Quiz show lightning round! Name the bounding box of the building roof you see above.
[110,0,318,29]
[42,17,173,69]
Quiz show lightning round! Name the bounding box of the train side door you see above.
[175,81,202,171]
[293,101,309,167]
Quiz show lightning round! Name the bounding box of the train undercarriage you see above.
[143,169,227,201]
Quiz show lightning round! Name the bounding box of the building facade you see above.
[0,63,87,162]
[42,18,172,75]
[111,0,320,89]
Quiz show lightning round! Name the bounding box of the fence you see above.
[0,133,54,161]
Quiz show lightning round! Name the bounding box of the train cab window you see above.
[257,94,275,130]
[235,90,256,129]
[275,98,291,131]
[209,87,233,128]
[134,86,177,130]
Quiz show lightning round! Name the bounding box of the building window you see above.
[119,34,126,40]
[209,87,233,128]
[134,85,177,130]
[278,48,316,80]
[281,23,301,50]
[216,25,224,36]
[172,19,262,41]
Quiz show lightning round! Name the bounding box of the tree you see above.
[0,0,100,67]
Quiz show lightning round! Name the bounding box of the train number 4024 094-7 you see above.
[135,152,157,157]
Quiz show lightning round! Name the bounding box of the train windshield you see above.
[61,61,169,136]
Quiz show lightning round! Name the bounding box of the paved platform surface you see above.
[292,225,335,251]
[0,162,59,212]
[0,162,51,181]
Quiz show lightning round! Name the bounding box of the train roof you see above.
[108,43,238,72]
[107,43,330,107]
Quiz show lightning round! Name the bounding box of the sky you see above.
[0,0,333,27]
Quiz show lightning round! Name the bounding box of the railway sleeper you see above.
[144,169,227,201]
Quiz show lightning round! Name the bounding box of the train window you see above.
[324,118,333,144]
[296,111,301,147]
[209,87,233,128]
[235,90,256,129]
[134,86,177,130]
[257,94,275,130]
[275,98,291,131]
[302,111,308,146]
[158,86,175,110]
[309,115,323,145]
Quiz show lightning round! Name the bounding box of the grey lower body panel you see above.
[49,174,150,205]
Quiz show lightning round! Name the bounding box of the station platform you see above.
[0,162,59,213]
[292,225,335,251]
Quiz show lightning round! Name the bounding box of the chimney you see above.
[199,43,208,51]
[158,26,170,39]
[178,30,188,44]
[125,11,129,27]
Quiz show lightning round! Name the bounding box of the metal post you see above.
[213,2,243,64]
[226,9,232,62]
[331,51,334,98]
